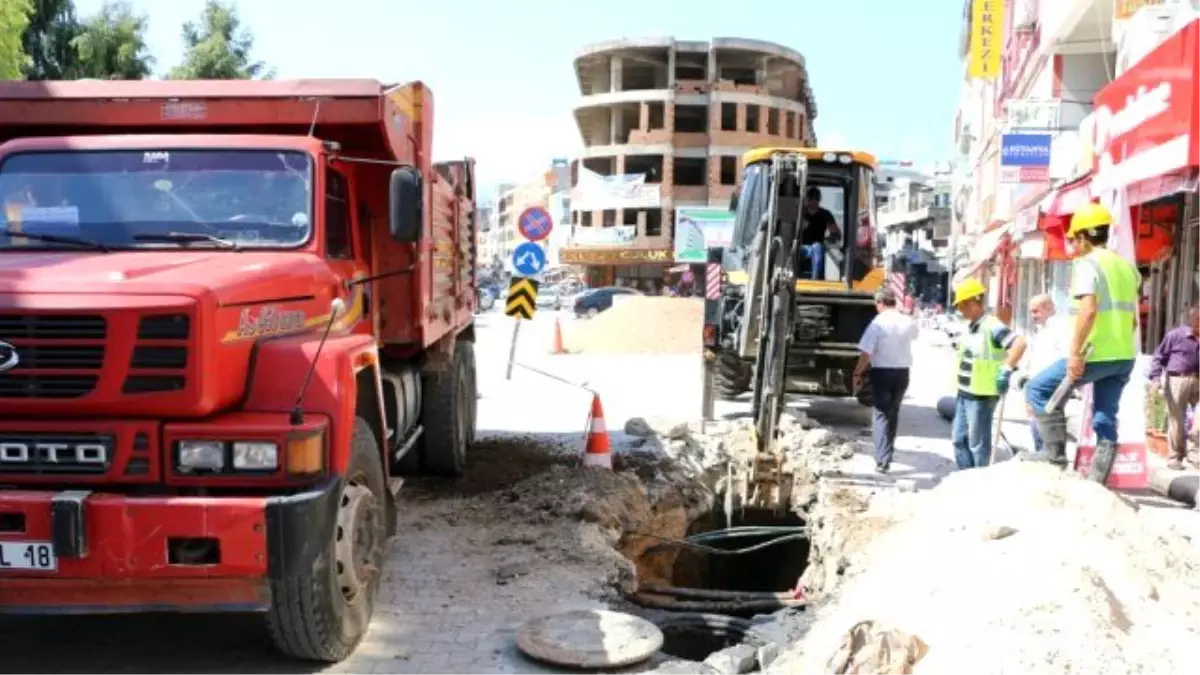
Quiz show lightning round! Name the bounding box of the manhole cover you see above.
[517,609,664,669]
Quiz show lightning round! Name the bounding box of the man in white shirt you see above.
[1018,294,1071,455]
[853,289,920,474]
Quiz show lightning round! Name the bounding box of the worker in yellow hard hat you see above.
[950,277,1026,469]
[1023,203,1141,484]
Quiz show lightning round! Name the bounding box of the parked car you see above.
[536,286,563,310]
[573,286,642,318]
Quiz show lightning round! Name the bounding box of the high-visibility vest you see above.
[956,314,1006,397]
[1068,248,1140,362]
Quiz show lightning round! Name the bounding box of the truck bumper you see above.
[0,478,340,614]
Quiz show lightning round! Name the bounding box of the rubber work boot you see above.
[1034,412,1069,469]
[1089,439,1118,486]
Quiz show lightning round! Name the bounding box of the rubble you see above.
[768,461,1200,675]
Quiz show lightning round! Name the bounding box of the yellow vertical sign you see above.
[968,0,1004,80]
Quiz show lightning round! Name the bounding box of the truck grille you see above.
[0,314,107,399]
[123,314,190,395]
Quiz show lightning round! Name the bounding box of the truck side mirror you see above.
[729,188,739,212]
[389,167,422,243]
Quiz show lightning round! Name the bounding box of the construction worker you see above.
[950,277,1027,469]
[1024,203,1141,484]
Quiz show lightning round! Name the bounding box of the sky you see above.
[74,0,965,195]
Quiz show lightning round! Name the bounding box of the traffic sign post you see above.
[504,277,539,380]
[517,206,554,243]
[512,241,547,277]
[506,205,554,380]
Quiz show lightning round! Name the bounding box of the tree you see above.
[19,0,79,80]
[70,1,153,80]
[168,0,272,80]
[1,0,34,80]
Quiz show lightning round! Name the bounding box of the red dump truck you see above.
[0,79,478,661]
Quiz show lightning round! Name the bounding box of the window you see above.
[720,156,738,185]
[785,111,796,139]
[647,102,665,130]
[721,103,737,131]
[581,211,592,226]
[767,108,779,135]
[732,163,768,251]
[646,209,663,237]
[674,105,708,133]
[745,105,760,133]
[325,168,353,259]
[602,209,616,227]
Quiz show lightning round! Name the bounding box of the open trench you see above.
[612,467,821,670]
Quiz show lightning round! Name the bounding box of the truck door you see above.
[323,166,369,333]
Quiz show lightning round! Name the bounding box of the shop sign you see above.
[571,225,635,246]
[1004,99,1060,131]
[1000,133,1051,183]
[559,248,673,265]
[968,0,1004,81]
[673,208,736,264]
[1092,20,1198,190]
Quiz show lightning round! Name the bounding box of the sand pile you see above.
[566,297,702,355]
[772,461,1200,674]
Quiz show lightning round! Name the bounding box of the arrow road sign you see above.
[505,277,539,320]
[512,241,547,277]
[517,206,554,242]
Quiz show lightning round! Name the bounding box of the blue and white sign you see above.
[1000,133,1052,183]
[511,241,547,277]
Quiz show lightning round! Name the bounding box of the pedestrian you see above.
[1025,203,1141,484]
[949,277,1027,470]
[1149,304,1199,470]
[1018,294,1071,456]
[852,289,919,474]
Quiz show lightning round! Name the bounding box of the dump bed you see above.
[0,78,477,350]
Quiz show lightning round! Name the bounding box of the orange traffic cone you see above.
[583,392,612,469]
[550,317,566,354]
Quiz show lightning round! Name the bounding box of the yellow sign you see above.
[1115,0,1163,20]
[505,277,539,320]
[968,0,1004,81]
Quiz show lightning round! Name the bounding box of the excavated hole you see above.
[656,613,764,662]
[671,507,810,595]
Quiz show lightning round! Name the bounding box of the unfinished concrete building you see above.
[564,37,818,287]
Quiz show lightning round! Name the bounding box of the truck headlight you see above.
[177,440,225,473]
[232,441,279,471]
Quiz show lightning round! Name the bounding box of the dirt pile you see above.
[566,297,702,355]
[770,461,1200,675]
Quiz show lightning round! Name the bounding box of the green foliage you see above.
[18,0,152,80]
[0,0,34,80]
[70,1,153,80]
[168,0,273,80]
[19,0,76,80]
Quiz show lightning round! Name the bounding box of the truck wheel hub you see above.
[334,481,382,603]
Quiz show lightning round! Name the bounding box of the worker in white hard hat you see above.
[950,277,1026,469]
[1024,203,1141,484]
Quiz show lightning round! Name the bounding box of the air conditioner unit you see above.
[1117,2,1200,73]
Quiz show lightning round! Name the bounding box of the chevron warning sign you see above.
[505,277,539,320]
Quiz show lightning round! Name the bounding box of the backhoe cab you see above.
[702,147,884,425]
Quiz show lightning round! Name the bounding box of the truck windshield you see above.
[0,149,312,250]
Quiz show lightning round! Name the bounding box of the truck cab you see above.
[0,79,478,662]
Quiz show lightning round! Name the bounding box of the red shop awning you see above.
[1041,173,1095,217]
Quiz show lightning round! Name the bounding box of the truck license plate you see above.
[0,541,57,571]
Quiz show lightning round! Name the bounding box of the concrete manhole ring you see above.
[517,609,664,669]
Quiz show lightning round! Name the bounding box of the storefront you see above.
[558,247,675,292]
[1088,17,1198,348]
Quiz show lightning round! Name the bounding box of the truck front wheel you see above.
[267,417,388,662]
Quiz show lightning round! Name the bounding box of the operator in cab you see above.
[1025,203,1141,485]
[799,186,840,280]
[950,277,1026,470]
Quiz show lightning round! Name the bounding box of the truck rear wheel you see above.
[713,351,751,399]
[420,340,473,476]
[267,417,387,662]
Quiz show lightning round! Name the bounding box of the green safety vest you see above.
[956,314,1006,397]
[1068,248,1140,362]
